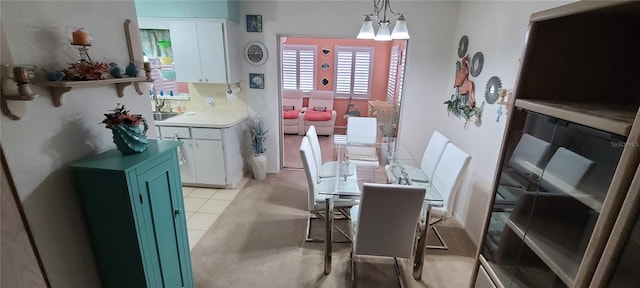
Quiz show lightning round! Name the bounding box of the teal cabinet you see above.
[70,139,193,288]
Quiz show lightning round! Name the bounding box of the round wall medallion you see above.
[244,41,268,66]
[321,78,329,86]
[322,48,331,55]
[484,76,502,104]
[458,35,469,58]
[470,51,484,77]
[321,62,330,71]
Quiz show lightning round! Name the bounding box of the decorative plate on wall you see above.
[470,51,484,77]
[484,76,502,104]
[458,35,469,58]
[321,78,329,86]
[322,48,331,55]
[321,62,330,71]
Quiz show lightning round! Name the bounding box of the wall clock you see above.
[245,41,267,66]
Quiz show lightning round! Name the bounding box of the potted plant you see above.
[102,104,148,154]
[247,117,268,180]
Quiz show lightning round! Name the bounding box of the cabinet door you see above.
[136,159,191,288]
[481,110,626,288]
[193,139,226,185]
[196,21,226,83]
[224,21,240,83]
[169,20,202,82]
[179,139,196,184]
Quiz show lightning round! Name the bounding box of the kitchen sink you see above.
[153,111,182,121]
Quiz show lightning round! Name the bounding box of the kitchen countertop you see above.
[155,111,248,128]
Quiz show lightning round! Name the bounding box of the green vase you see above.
[111,121,149,154]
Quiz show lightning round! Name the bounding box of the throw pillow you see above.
[313,106,327,112]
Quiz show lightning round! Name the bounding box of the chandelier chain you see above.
[373,0,400,22]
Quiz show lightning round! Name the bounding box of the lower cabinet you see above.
[159,122,245,187]
[70,139,193,288]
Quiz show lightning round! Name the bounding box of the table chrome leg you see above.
[324,196,335,275]
[413,204,432,280]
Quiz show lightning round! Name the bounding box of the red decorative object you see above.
[454,55,476,107]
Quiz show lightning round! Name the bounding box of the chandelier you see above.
[357,0,409,41]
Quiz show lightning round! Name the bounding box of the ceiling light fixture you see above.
[357,0,409,41]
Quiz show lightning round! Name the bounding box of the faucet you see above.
[152,91,165,113]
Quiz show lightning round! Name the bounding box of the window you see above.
[281,44,316,91]
[335,46,374,99]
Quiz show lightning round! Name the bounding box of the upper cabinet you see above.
[138,18,239,84]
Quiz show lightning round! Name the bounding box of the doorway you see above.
[278,35,408,169]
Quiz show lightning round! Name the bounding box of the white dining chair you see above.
[300,137,359,242]
[349,183,426,288]
[417,142,471,249]
[346,117,380,182]
[386,130,450,184]
[306,125,355,178]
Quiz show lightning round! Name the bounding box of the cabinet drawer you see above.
[159,126,191,138]
[191,128,222,140]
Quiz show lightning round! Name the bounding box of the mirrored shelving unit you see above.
[473,1,640,288]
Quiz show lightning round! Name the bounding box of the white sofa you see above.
[282,89,305,135]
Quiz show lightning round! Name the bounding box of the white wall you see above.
[1,1,152,287]
[404,1,571,245]
[238,0,461,173]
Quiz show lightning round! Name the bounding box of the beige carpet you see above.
[190,170,477,287]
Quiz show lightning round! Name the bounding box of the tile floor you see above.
[182,178,249,249]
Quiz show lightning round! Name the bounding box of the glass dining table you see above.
[319,135,445,280]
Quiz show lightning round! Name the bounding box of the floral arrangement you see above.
[63,60,110,81]
[371,101,399,138]
[247,117,268,154]
[101,104,145,129]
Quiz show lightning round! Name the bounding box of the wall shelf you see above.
[35,77,147,107]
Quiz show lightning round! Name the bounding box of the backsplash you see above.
[153,82,247,116]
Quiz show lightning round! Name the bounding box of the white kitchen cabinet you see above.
[158,123,244,187]
[178,139,196,184]
[138,18,239,84]
[192,139,226,185]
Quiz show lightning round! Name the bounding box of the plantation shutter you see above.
[397,45,407,103]
[387,45,400,102]
[282,44,316,91]
[335,46,374,98]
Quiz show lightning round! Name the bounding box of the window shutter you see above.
[387,45,400,102]
[397,45,407,103]
[335,46,373,99]
[281,45,316,91]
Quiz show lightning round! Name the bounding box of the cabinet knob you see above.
[174,209,182,217]
[205,79,208,82]
[199,79,202,82]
